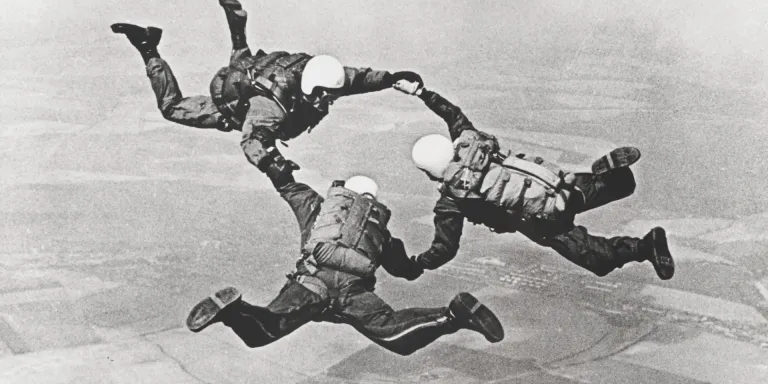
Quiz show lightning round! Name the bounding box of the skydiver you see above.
[185,160,504,355]
[388,79,675,282]
[111,0,423,178]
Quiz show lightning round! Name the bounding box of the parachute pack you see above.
[303,185,392,277]
[209,51,312,127]
[441,130,501,199]
[441,130,573,222]
[480,155,572,222]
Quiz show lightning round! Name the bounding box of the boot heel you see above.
[591,147,641,175]
[648,227,675,280]
[186,287,242,332]
[449,293,505,343]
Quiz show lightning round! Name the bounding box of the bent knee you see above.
[380,342,418,356]
[158,102,185,123]
[624,175,636,195]
[393,348,417,356]
[243,340,259,348]
[159,106,176,120]
[612,169,636,197]
[242,338,268,349]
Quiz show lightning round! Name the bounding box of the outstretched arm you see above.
[341,68,424,96]
[379,195,465,280]
[413,195,466,270]
[394,81,477,141]
[239,95,306,174]
[340,67,393,96]
[380,237,424,281]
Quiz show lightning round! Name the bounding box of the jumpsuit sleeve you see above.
[380,237,424,281]
[239,96,288,171]
[275,181,324,248]
[413,194,466,270]
[339,67,394,96]
[417,89,477,141]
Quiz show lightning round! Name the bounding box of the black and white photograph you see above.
[1,0,767,383]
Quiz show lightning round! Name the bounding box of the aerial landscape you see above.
[1,0,767,383]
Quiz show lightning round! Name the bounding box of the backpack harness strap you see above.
[508,177,532,221]
[246,54,309,115]
[250,72,290,114]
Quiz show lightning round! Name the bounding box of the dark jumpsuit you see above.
[412,90,646,277]
[144,46,394,169]
[218,176,459,356]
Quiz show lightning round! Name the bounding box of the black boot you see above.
[110,23,162,64]
[220,0,243,9]
[591,147,641,175]
[220,0,248,50]
[639,227,675,280]
[447,293,504,343]
[186,287,242,332]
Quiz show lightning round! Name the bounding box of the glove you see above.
[216,115,234,132]
[393,80,423,96]
[271,150,301,172]
[402,256,424,281]
[265,158,300,189]
[279,158,301,172]
[559,170,575,185]
[391,71,423,87]
[387,238,424,281]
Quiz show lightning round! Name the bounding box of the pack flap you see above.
[500,156,561,188]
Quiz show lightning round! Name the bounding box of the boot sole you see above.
[451,293,504,343]
[650,228,675,280]
[591,147,641,175]
[220,0,244,10]
[186,287,241,333]
[111,23,137,34]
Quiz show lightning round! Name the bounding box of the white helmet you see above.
[412,134,454,180]
[300,55,346,95]
[345,175,379,199]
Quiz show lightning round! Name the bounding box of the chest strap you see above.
[249,73,292,114]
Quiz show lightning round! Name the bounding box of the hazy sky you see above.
[4,0,766,83]
[2,0,767,217]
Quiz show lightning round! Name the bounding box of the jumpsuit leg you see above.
[571,168,636,214]
[540,225,645,277]
[336,290,455,356]
[143,0,254,129]
[239,96,287,170]
[222,280,329,348]
[145,57,222,128]
[229,47,252,64]
[539,165,643,276]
